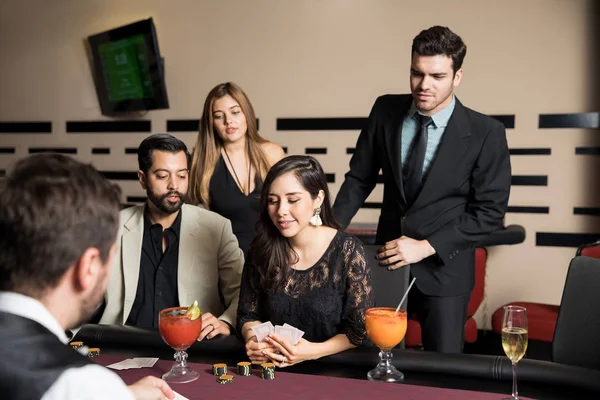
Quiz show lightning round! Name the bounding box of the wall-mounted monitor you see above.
[87,18,169,116]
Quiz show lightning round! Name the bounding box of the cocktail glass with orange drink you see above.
[365,307,407,382]
[158,303,202,383]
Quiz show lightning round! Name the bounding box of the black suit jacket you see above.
[333,94,511,297]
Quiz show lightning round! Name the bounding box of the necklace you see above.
[223,143,251,195]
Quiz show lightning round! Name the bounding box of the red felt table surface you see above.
[94,354,532,400]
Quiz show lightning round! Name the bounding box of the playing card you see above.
[282,323,304,344]
[294,327,305,344]
[274,325,296,343]
[172,391,189,400]
[106,357,159,370]
[250,321,274,342]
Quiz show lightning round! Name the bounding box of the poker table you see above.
[74,324,600,399]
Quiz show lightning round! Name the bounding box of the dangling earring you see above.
[310,207,323,226]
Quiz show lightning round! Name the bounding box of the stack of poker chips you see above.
[212,363,227,376]
[87,348,100,357]
[217,374,234,384]
[237,361,251,376]
[69,341,84,350]
[260,362,275,380]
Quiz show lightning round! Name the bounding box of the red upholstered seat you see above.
[405,248,487,347]
[492,301,558,342]
[577,240,600,259]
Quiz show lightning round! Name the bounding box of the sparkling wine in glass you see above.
[158,306,202,383]
[501,305,528,399]
[365,307,407,383]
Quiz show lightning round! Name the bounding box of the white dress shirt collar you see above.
[0,291,69,344]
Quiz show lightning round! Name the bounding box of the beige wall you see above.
[0,0,598,329]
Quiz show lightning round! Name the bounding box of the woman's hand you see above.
[262,334,318,368]
[245,335,276,364]
[197,312,230,341]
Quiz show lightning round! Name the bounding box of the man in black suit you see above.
[333,26,511,353]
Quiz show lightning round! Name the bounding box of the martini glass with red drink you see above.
[158,303,202,383]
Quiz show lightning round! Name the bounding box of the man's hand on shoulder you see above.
[377,236,436,270]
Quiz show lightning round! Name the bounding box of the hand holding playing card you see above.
[245,335,277,364]
[262,333,316,368]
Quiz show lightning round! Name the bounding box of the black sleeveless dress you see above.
[209,156,262,259]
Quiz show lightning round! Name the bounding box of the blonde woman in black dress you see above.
[188,82,285,258]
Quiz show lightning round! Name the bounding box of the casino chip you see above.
[217,374,234,384]
[213,363,227,376]
[237,361,251,376]
[260,362,275,380]
[69,341,84,350]
[87,348,100,357]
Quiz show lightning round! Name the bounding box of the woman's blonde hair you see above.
[188,82,271,208]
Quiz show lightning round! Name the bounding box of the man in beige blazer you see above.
[99,134,244,341]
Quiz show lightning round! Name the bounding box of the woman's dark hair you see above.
[412,25,467,75]
[249,155,340,291]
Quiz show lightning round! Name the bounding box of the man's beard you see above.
[147,189,184,214]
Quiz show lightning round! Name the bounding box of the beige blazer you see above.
[99,204,244,328]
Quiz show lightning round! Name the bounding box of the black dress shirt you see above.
[126,207,182,329]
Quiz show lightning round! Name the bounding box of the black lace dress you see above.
[236,230,374,346]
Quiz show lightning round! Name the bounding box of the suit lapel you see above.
[121,206,144,324]
[177,205,198,306]
[384,96,413,205]
[413,99,471,208]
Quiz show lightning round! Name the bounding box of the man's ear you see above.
[453,68,463,88]
[72,248,102,293]
[137,170,147,190]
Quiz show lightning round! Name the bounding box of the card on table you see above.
[106,357,159,370]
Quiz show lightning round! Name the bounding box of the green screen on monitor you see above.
[98,34,154,101]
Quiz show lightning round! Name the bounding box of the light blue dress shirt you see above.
[400,95,456,175]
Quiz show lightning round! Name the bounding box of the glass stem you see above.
[379,350,393,368]
[511,361,518,399]
[174,350,188,369]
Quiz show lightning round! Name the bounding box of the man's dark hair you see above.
[412,26,467,74]
[137,134,191,174]
[0,154,122,297]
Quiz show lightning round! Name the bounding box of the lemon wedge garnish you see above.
[184,300,201,320]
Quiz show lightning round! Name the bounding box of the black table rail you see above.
[75,323,600,398]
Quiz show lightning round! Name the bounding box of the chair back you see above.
[576,240,600,259]
[363,245,410,348]
[552,256,600,369]
[467,248,487,317]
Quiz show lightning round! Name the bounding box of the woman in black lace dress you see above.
[236,155,373,367]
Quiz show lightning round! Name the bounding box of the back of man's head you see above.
[412,25,467,74]
[137,133,191,174]
[0,154,121,298]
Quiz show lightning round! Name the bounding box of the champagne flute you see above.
[501,305,528,399]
